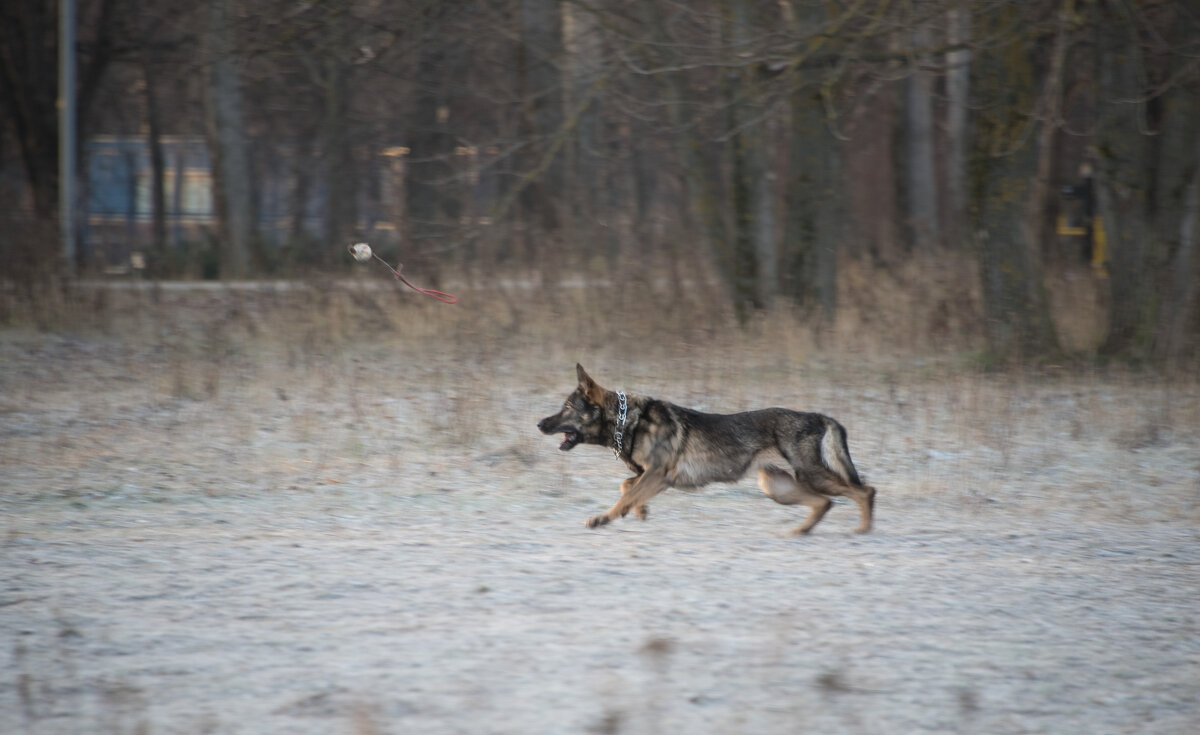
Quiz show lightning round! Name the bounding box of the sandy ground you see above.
[2,302,1199,734]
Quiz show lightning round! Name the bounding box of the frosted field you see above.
[2,285,1198,734]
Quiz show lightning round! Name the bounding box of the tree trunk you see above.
[945,3,971,249]
[204,0,253,278]
[1094,0,1151,357]
[1157,155,1200,362]
[903,17,940,252]
[0,0,115,280]
[1021,0,1070,342]
[170,143,185,248]
[322,52,355,260]
[970,20,1059,361]
[289,127,315,246]
[518,0,565,236]
[142,49,168,277]
[0,0,59,220]
[562,2,611,260]
[639,1,731,302]
[1150,33,1200,362]
[675,92,729,297]
[406,19,458,252]
[785,82,841,322]
[726,0,774,316]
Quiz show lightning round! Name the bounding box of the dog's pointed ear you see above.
[576,364,606,404]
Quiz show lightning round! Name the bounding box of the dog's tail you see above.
[820,418,863,486]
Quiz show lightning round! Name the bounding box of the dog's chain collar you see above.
[613,391,628,459]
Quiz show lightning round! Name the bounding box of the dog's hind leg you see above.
[758,469,833,535]
[806,469,876,534]
[587,468,669,529]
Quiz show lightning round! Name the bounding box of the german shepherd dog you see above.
[538,365,876,534]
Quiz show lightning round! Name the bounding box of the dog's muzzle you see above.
[538,416,579,451]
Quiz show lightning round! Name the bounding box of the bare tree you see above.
[1088,0,1200,360]
[782,1,844,321]
[3,0,1198,363]
[944,1,971,247]
[970,4,1058,360]
[204,0,252,278]
[0,0,119,275]
[725,0,776,314]
[518,0,566,239]
[135,3,191,276]
[903,7,941,252]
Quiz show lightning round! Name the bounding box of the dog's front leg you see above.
[618,476,650,520]
[586,468,668,529]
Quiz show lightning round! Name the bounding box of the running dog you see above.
[537,365,876,534]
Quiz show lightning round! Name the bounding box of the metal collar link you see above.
[613,391,628,459]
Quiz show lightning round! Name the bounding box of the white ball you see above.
[350,243,373,262]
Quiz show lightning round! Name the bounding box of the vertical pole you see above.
[59,0,77,274]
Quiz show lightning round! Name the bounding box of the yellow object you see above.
[1055,214,1107,277]
[1091,217,1107,276]
[1056,213,1086,236]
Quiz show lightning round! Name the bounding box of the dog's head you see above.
[537,364,609,451]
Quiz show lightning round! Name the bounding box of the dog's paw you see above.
[635,505,648,521]
[585,514,610,529]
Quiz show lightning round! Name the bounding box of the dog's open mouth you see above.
[559,431,579,451]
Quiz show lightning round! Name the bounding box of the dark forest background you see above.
[2,0,1199,365]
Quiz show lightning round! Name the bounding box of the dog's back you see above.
[665,406,864,488]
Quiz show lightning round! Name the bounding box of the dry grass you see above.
[2,267,1199,734]
[3,266,1197,517]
